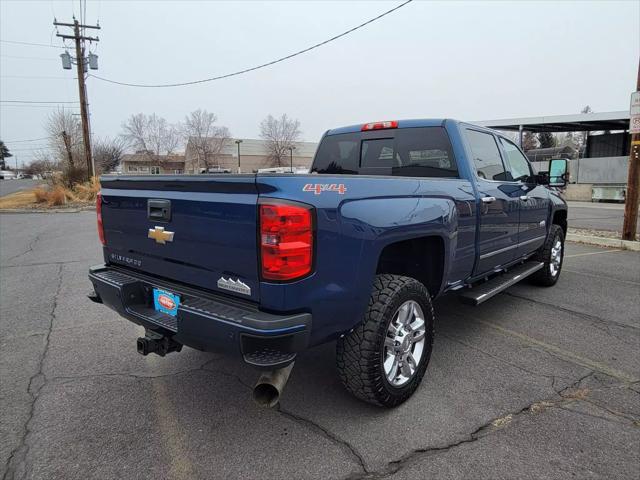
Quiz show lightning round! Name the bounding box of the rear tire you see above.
[336,274,434,407]
[529,224,564,287]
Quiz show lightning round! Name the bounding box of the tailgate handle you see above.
[148,199,171,222]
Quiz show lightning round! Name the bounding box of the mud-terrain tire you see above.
[336,274,434,407]
[529,224,565,287]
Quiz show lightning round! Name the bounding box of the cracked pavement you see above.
[1,211,639,479]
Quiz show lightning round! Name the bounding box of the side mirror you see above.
[548,158,568,187]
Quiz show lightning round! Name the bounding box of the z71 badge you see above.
[303,183,347,195]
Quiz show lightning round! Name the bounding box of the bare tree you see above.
[25,150,59,178]
[45,108,84,168]
[121,113,181,165]
[42,108,88,185]
[183,109,231,171]
[259,114,301,167]
[575,105,593,157]
[93,137,126,174]
[522,131,538,151]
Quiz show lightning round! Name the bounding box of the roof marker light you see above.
[361,120,398,131]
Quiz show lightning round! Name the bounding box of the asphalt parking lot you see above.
[1,211,639,480]
[0,180,42,198]
[567,201,639,232]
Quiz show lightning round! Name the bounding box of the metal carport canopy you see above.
[472,110,629,132]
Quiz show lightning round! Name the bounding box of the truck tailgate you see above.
[100,175,260,302]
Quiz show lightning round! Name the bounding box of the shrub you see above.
[47,186,67,206]
[74,177,100,202]
[34,188,49,203]
[61,165,87,188]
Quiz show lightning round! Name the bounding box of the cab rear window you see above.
[311,127,458,178]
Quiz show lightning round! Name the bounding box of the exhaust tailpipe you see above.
[252,363,294,408]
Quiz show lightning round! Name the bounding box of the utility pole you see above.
[622,59,640,241]
[54,18,100,180]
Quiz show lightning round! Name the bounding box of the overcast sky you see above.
[1,0,638,166]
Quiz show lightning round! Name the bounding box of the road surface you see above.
[568,201,639,232]
[0,179,42,197]
[1,211,638,480]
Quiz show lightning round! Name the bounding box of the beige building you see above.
[185,138,318,174]
[120,152,186,175]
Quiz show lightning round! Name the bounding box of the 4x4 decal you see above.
[303,183,347,195]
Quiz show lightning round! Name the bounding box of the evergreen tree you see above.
[0,141,12,169]
[537,132,556,148]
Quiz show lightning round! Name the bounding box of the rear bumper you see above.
[88,264,311,368]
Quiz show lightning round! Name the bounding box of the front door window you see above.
[499,138,532,182]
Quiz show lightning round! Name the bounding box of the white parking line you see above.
[565,249,623,258]
[562,269,640,286]
[474,319,638,383]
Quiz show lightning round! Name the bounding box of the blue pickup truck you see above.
[89,119,568,408]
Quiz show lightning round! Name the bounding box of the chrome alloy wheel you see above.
[383,300,426,387]
[550,238,563,277]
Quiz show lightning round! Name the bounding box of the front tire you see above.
[336,274,435,407]
[530,224,564,286]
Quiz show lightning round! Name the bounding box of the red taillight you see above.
[361,120,398,131]
[96,192,106,245]
[260,201,313,281]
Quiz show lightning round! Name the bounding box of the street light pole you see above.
[289,146,296,173]
[235,139,243,173]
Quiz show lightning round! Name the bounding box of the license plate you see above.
[153,288,180,316]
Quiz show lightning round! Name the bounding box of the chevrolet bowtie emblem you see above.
[148,226,174,244]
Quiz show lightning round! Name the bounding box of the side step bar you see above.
[458,262,544,306]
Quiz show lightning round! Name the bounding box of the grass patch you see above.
[0,178,100,210]
[0,190,38,209]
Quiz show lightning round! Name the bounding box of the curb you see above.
[566,233,640,252]
[0,206,95,214]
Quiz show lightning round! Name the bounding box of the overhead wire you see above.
[1,75,71,79]
[5,146,51,151]
[0,39,66,49]
[0,100,79,104]
[0,104,80,109]
[0,54,59,61]
[1,136,54,143]
[89,0,414,88]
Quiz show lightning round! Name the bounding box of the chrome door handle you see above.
[481,196,496,203]
[520,196,529,201]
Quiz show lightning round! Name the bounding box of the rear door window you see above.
[312,127,458,178]
[464,129,509,181]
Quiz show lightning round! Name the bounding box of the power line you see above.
[0,75,71,79]
[0,104,80,109]
[89,0,413,88]
[3,146,51,152]
[1,136,53,143]
[0,39,65,49]
[7,144,50,148]
[0,54,59,61]
[0,100,79,104]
